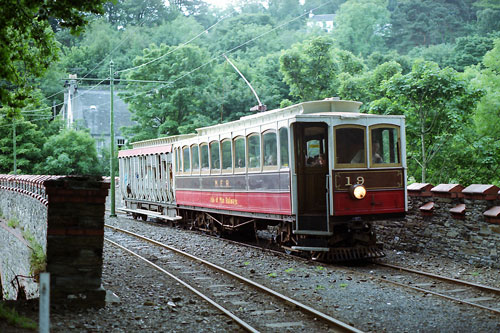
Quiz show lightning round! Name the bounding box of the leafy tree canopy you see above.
[0,0,107,109]
[35,129,100,175]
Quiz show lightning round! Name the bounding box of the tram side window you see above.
[263,131,277,168]
[221,139,232,170]
[247,134,261,169]
[234,137,246,169]
[371,126,400,165]
[210,141,221,171]
[200,144,209,171]
[191,144,200,171]
[279,127,289,168]
[182,146,190,172]
[335,127,366,166]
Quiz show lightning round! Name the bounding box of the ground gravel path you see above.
[2,212,499,332]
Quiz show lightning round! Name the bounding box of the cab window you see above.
[335,126,366,168]
[304,125,327,168]
[263,131,277,169]
[370,126,400,166]
[247,134,260,170]
[210,141,220,171]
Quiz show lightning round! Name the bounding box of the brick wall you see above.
[0,175,109,307]
[375,183,500,268]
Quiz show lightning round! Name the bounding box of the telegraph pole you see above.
[13,119,16,175]
[109,60,116,217]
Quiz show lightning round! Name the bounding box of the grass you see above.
[7,217,19,229]
[267,272,277,278]
[22,230,46,280]
[0,302,37,330]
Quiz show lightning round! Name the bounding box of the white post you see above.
[39,273,50,333]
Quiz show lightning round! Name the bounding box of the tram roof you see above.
[195,98,362,137]
[123,98,404,152]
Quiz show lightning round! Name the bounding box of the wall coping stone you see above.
[462,184,500,200]
[419,201,434,216]
[408,183,434,197]
[431,184,464,198]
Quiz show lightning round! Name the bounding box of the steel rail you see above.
[104,224,363,333]
[105,238,259,333]
[114,213,500,316]
[376,262,500,295]
[375,274,500,315]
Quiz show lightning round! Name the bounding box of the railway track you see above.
[366,262,500,315]
[104,224,364,333]
[111,211,500,318]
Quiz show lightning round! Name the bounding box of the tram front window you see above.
[335,127,366,167]
[371,126,400,166]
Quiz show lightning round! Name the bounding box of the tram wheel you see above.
[141,214,147,221]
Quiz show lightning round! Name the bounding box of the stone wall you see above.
[0,175,109,307]
[375,183,500,268]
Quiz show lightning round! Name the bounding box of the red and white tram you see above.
[118,98,407,261]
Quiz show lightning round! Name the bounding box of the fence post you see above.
[39,272,50,333]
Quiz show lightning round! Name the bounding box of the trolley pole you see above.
[109,60,117,217]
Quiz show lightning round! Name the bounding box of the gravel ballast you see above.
[2,212,500,332]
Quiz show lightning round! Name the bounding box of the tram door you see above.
[293,123,329,232]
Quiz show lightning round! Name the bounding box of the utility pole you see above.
[109,60,116,217]
[13,119,16,175]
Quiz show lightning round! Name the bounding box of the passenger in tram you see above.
[313,154,326,167]
[372,141,384,164]
[350,143,365,164]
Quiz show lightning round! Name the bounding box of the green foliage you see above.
[280,36,339,100]
[332,0,391,56]
[0,302,37,330]
[0,115,47,174]
[0,0,107,108]
[267,272,277,278]
[122,43,216,141]
[473,39,500,140]
[22,230,46,279]
[376,60,482,183]
[7,218,19,229]
[388,0,473,53]
[35,129,100,175]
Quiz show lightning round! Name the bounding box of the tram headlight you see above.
[350,184,366,200]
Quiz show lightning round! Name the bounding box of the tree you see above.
[472,38,500,140]
[0,0,107,109]
[377,60,482,182]
[121,43,216,141]
[332,0,391,56]
[103,0,168,27]
[388,0,472,53]
[0,117,46,174]
[35,129,100,175]
[280,36,338,101]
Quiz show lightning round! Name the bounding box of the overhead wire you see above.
[116,12,232,74]
[16,1,332,116]
[119,0,333,93]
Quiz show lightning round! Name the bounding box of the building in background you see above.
[307,13,335,32]
[61,76,135,156]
